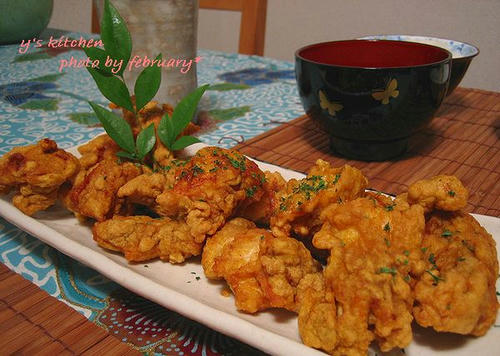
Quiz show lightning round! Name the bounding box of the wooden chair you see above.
[92,0,267,56]
[199,0,267,56]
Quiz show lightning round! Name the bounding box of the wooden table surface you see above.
[1,87,498,354]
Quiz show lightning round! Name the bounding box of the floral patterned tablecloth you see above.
[0,30,304,355]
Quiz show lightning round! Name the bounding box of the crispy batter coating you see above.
[0,138,79,215]
[77,134,120,170]
[404,175,468,213]
[270,160,367,240]
[297,272,337,353]
[93,215,201,263]
[413,211,499,336]
[65,160,143,221]
[155,147,267,243]
[117,169,178,209]
[236,170,286,225]
[310,197,425,355]
[202,218,321,313]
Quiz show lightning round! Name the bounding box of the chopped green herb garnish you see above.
[192,164,204,176]
[333,173,341,184]
[403,275,411,282]
[246,186,257,198]
[377,267,397,276]
[385,204,395,211]
[457,257,466,262]
[191,272,196,274]
[403,259,409,265]
[384,223,391,232]
[428,253,437,268]
[195,276,201,280]
[441,229,452,237]
[260,235,265,240]
[421,247,428,253]
[279,203,287,211]
[403,250,410,256]
[384,238,391,247]
[209,167,218,173]
[425,270,444,284]
[448,190,456,197]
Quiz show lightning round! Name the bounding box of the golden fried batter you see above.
[93,215,201,263]
[296,272,337,353]
[202,218,321,313]
[403,175,468,213]
[66,160,143,221]
[270,160,367,240]
[236,170,286,225]
[0,138,79,215]
[310,197,425,355]
[413,211,498,336]
[77,134,120,170]
[155,147,267,243]
[117,169,177,209]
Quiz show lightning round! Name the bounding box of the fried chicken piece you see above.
[296,272,337,353]
[236,170,286,225]
[65,160,143,221]
[310,197,425,355]
[270,160,367,240]
[0,138,79,215]
[77,134,120,170]
[93,215,201,263]
[402,175,468,213]
[413,211,499,336]
[155,147,267,243]
[202,218,321,313]
[117,168,178,209]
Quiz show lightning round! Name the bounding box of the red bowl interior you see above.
[297,40,450,68]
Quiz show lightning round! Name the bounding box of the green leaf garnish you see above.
[134,54,162,112]
[171,84,210,133]
[116,151,136,160]
[100,0,132,67]
[171,135,201,151]
[158,84,209,150]
[89,101,135,153]
[136,123,156,160]
[86,0,205,164]
[87,68,134,112]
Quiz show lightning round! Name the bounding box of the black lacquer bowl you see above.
[295,39,452,161]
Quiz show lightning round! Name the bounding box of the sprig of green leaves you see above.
[89,101,156,162]
[83,0,161,115]
[84,0,205,164]
[158,84,209,151]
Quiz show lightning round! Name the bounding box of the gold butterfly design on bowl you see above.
[372,78,399,105]
[319,90,343,116]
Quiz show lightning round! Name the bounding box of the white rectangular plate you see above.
[0,143,498,356]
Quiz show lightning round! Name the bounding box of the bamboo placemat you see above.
[0,262,141,355]
[236,88,500,217]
